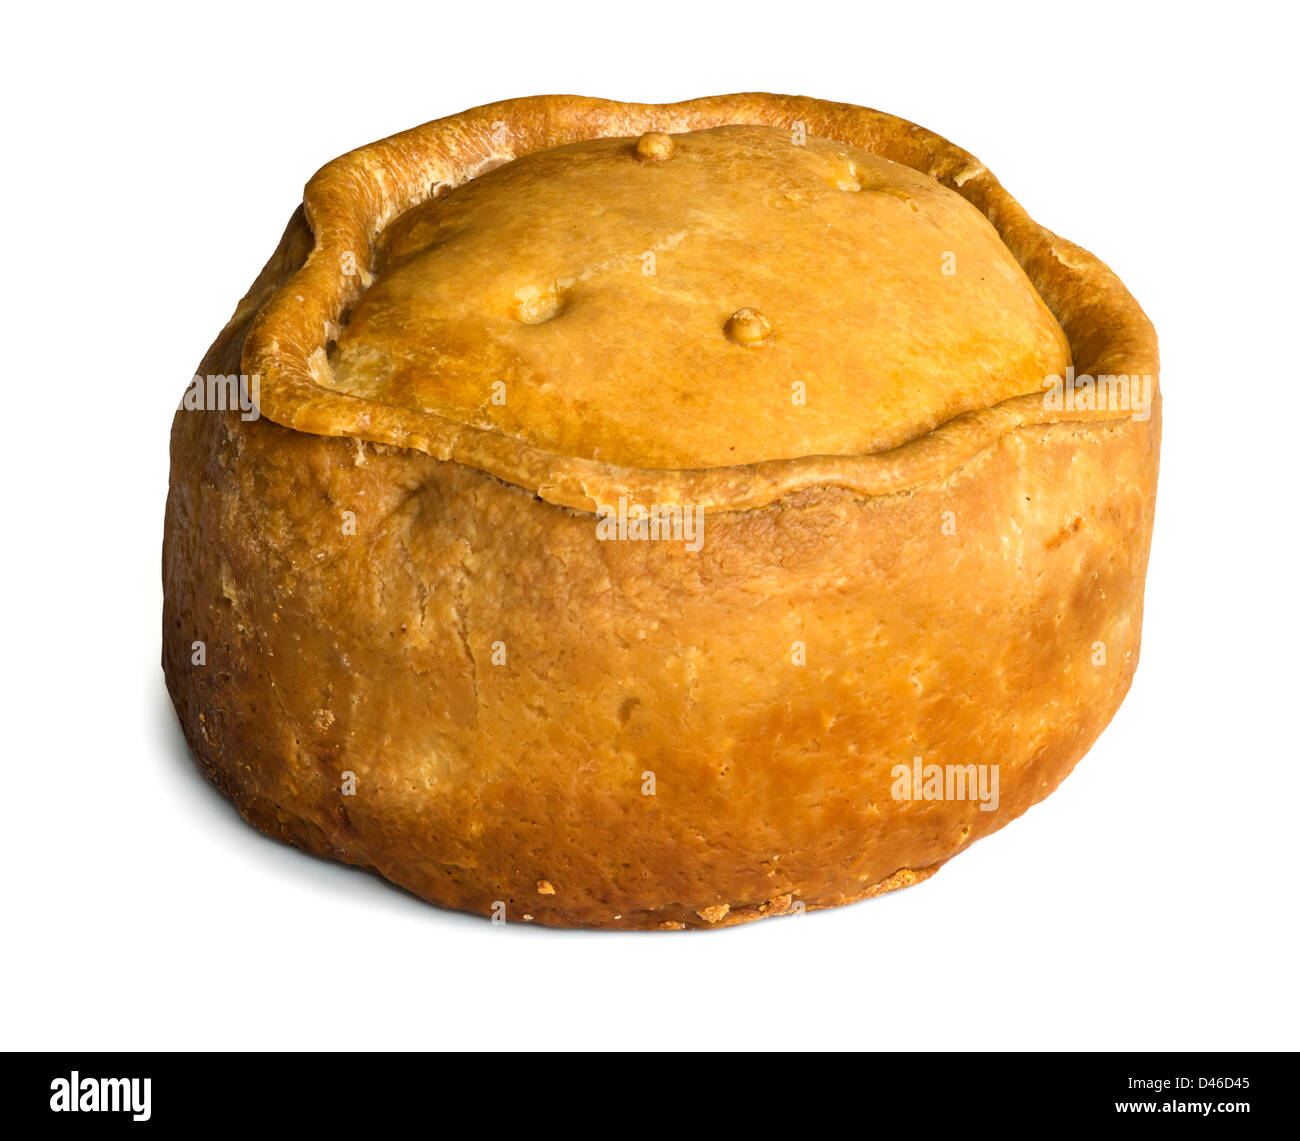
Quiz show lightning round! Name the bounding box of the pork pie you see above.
[163,94,1160,929]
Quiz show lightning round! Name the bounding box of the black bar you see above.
[4,1051,1291,1129]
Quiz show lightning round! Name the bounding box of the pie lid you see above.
[243,93,1158,513]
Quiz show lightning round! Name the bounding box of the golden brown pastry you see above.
[163,94,1160,929]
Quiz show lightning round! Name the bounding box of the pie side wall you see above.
[163,216,1160,929]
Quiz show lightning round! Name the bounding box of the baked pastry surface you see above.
[164,94,1160,929]
[332,125,1069,468]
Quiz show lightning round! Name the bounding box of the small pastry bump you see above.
[512,283,564,325]
[725,307,772,346]
[634,132,675,162]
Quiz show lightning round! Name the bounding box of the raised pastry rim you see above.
[242,93,1159,513]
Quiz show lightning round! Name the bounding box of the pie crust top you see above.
[332,124,1068,469]
[243,94,1157,511]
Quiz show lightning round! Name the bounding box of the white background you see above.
[3,0,1296,1051]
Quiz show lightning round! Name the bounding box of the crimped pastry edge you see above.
[242,92,1159,514]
